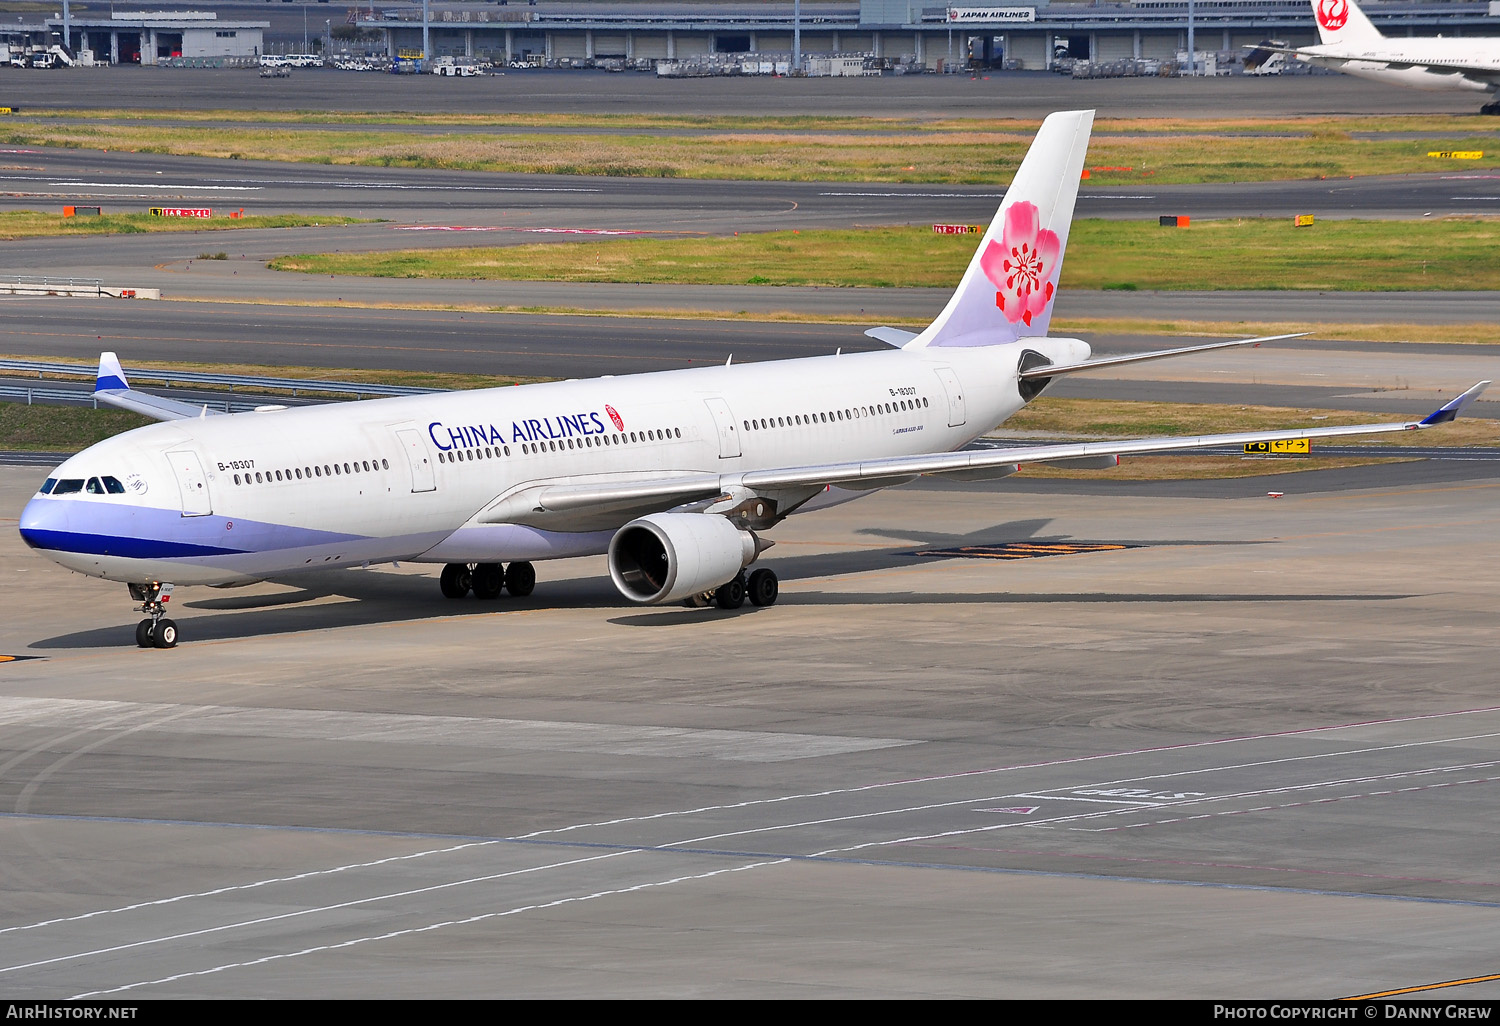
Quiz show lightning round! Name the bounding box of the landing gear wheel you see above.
[505,561,536,597]
[747,568,779,607]
[472,563,506,600]
[714,574,747,610]
[152,619,178,649]
[1482,101,1500,116]
[135,619,154,648]
[440,563,471,598]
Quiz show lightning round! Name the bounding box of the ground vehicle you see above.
[432,57,480,76]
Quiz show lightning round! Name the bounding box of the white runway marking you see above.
[7,706,1499,993]
[46,182,264,191]
[70,858,786,999]
[1,850,632,980]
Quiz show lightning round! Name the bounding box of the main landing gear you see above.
[129,581,178,649]
[691,568,780,610]
[439,561,536,600]
[1482,100,1500,116]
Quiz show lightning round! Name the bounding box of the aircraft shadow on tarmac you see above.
[29,519,1408,647]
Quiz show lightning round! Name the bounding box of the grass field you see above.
[7,112,1500,184]
[0,210,369,239]
[269,219,1500,292]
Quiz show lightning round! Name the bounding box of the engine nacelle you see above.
[608,513,758,605]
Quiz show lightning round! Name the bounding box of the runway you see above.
[3,63,1491,119]
[5,463,1500,997]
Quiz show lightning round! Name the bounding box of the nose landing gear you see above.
[129,581,178,649]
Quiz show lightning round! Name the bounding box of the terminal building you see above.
[62,11,269,65]
[360,0,1500,70]
[5,2,1497,69]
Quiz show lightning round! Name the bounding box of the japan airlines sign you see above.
[947,7,1036,24]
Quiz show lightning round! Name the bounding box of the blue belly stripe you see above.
[19,528,247,559]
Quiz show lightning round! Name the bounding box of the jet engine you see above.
[608,513,758,605]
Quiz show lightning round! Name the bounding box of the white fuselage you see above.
[1298,37,1500,93]
[19,338,1089,587]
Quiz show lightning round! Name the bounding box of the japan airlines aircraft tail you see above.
[17,109,1491,648]
[1259,0,1500,111]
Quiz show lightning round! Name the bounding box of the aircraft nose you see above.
[17,494,49,549]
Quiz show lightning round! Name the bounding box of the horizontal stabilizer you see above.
[1019,333,1307,380]
[864,326,917,347]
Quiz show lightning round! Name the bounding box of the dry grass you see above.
[271,220,1500,293]
[1002,397,1500,447]
[7,115,1499,184]
[0,210,367,239]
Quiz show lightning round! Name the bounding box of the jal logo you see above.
[605,404,624,431]
[1316,0,1349,31]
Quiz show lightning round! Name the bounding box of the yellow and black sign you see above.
[1244,439,1310,455]
[0,107,14,115]
[1428,151,1483,160]
[1293,213,1315,227]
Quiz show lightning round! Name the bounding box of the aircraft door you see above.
[165,449,212,516]
[933,366,967,427]
[702,397,741,458]
[394,427,437,493]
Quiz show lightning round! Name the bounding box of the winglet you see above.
[1419,380,1490,426]
[95,351,129,393]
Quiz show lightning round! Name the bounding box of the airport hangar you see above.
[19,1,1500,68]
[351,0,1500,69]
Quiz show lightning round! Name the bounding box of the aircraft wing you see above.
[1018,333,1306,380]
[477,383,1488,531]
[1279,47,1500,86]
[93,351,227,422]
[741,381,1487,491]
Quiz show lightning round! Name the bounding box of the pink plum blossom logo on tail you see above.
[979,200,1060,329]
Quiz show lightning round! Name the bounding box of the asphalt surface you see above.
[3,63,1494,118]
[7,464,1500,998]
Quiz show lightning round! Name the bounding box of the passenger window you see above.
[234,474,241,485]
[381,459,389,470]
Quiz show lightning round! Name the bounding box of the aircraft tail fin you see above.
[908,109,1093,350]
[1311,0,1383,46]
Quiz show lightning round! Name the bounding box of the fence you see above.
[0,358,446,401]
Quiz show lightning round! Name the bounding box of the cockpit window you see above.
[102,476,126,494]
[39,478,56,494]
[52,479,84,494]
[86,477,104,494]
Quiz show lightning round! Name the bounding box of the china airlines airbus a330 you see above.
[18,110,1489,648]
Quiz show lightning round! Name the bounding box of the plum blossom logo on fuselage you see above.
[979,200,1060,328]
[1316,0,1348,31]
[605,404,624,431]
